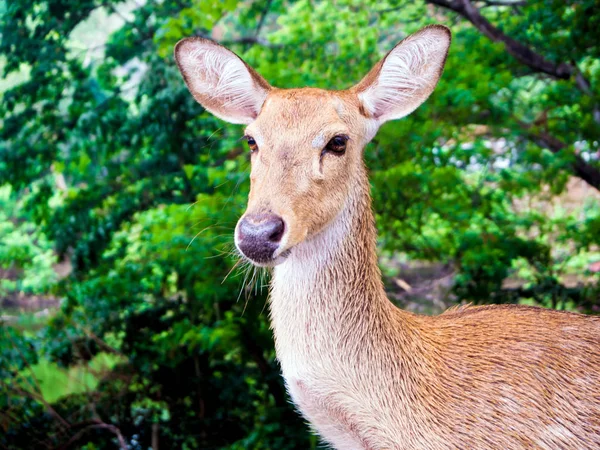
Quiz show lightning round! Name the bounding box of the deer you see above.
[175,25,600,449]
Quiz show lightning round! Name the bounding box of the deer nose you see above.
[236,213,285,263]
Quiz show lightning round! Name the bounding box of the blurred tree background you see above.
[1,0,599,448]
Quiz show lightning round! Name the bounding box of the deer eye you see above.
[324,135,348,155]
[245,136,258,153]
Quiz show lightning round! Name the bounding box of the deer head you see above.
[175,25,451,266]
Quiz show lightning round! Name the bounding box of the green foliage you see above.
[0,186,57,296]
[0,0,598,447]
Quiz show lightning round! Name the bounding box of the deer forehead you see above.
[245,88,357,149]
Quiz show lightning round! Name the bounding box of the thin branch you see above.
[107,4,133,27]
[0,406,54,449]
[5,334,71,430]
[81,328,127,358]
[58,422,127,450]
[255,0,273,37]
[478,0,527,6]
[427,0,457,8]
[194,32,276,48]
[517,120,600,191]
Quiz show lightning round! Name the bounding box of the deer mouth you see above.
[274,248,292,262]
[239,246,292,268]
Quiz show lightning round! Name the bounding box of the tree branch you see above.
[255,0,273,37]
[478,0,527,7]
[519,122,600,191]
[429,0,575,79]
[58,422,127,450]
[194,32,277,48]
[427,0,456,8]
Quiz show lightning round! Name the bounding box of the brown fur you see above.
[175,25,600,449]
[272,171,600,448]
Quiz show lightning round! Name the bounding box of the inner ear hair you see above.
[352,25,451,123]
[174,37,271,125]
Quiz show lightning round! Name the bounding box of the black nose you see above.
[236,214,285,263]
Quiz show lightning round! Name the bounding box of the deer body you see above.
[270,163,600,449]
[175,25,600,449]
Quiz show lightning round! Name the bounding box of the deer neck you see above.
[269,166,397,373]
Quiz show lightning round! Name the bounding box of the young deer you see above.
[175,25,600,449]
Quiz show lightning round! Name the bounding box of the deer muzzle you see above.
[235,213,286,265]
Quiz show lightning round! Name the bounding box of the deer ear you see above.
[353,25,451,124]
[174,37,271,125]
